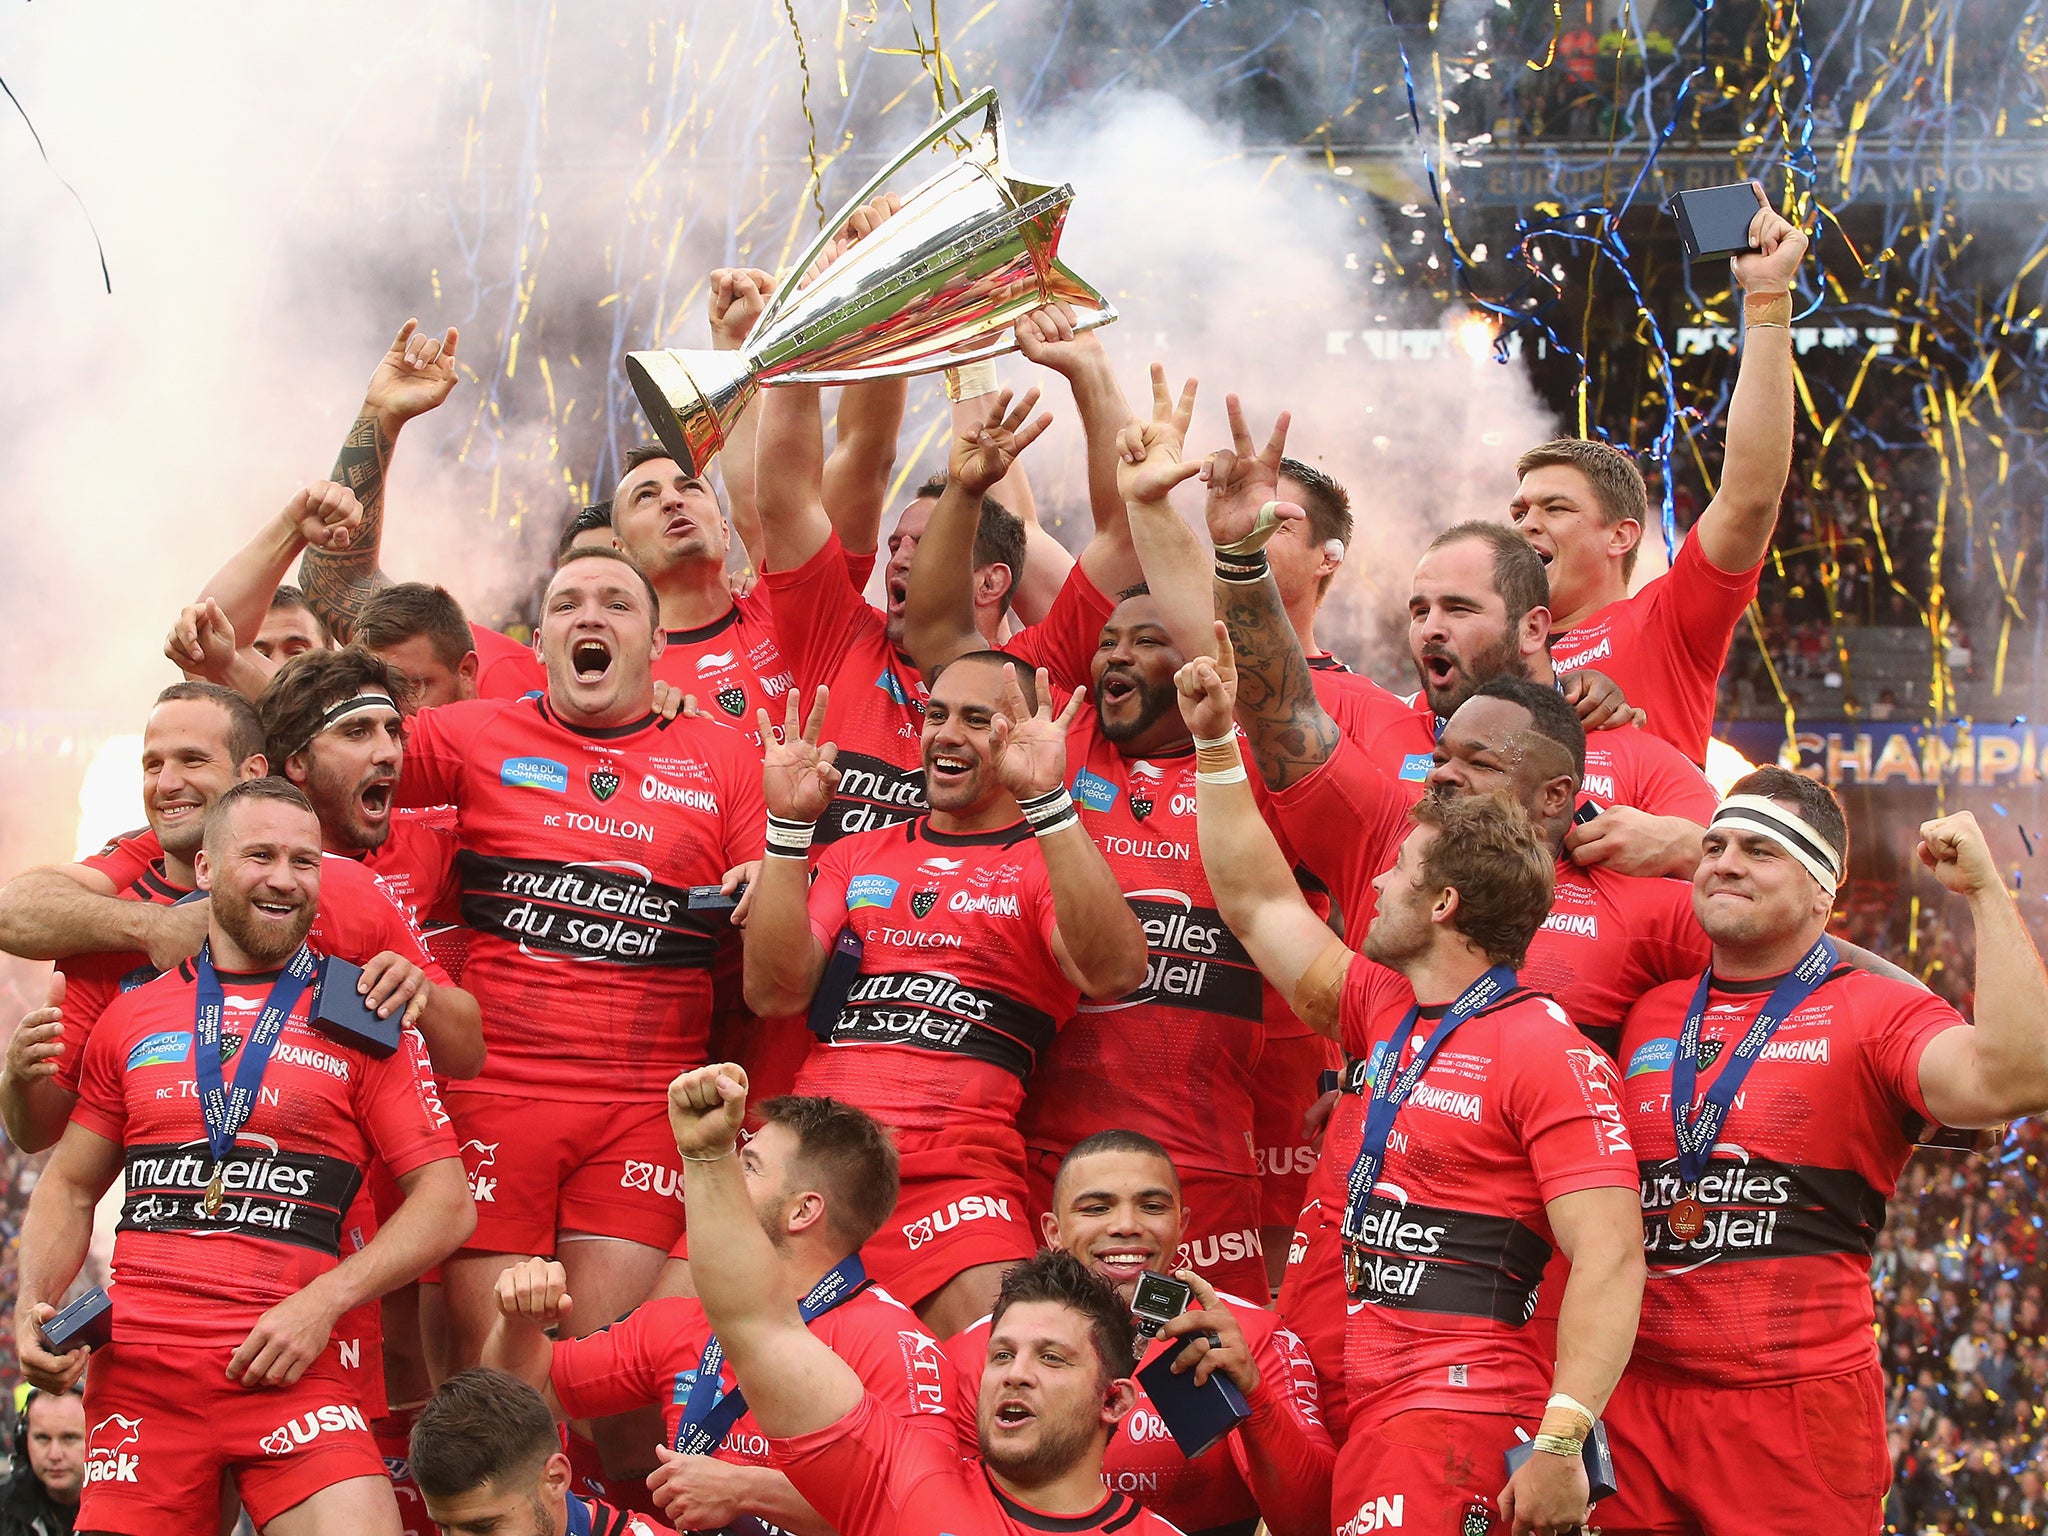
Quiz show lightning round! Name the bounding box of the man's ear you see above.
[1608,518,1643,562]
[1539,771,1576,823]
[237,755,269,782]
[1517,603,1552,662]
[458,651,480,687]
[974,562,1016,610]
[194,848,215,893]
[283,752,310,788]
[1100,1376,1139,1428]
[1039,1209,1061,1250]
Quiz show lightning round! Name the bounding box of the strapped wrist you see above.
[765,813,817,858]
[1017,785,1080,838]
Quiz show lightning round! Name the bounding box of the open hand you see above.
[989,665,1084,801]
[227,1284,341,1388]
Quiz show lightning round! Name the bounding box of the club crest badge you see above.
[910,890,939,919]
[588,766,620,802]
[1696,1039,1724,1070]
[1130,794,1153,820]
[715,685,748,717]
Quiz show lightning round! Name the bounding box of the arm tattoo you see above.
[1216,572,1339,790]
[299,409,394,642]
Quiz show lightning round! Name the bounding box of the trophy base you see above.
[624,348,754,478]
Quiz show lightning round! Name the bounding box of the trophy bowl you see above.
[626,86,1117,475]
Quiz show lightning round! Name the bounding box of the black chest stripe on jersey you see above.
[118,1142,365,1256]
[1343,1196,1552,1326]
[1638,1156,1888,1265]
[1119,895,1262,1021]
[819,751,929,845]
[456,851,717,968]
[830,972,1058,1079]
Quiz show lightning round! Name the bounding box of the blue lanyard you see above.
[565,1495,594,1536]
[193,942,317,1174]
[1671,936,1838,1186]
[675,1253,868,1455]
[1340,965,1519,1242]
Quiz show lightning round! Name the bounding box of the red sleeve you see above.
[1857,975,1966,1123]
[1269,734,1420,923]
[763,530,884,696]
[1337,953,1408,1060]
[714,734,767,869]
[54,963,127,1096]
[842,549,878,593]
[70,992,134,1144]
[469,623,546,700]
[550,1304,676,1421]
[82,831,156,890]
[1227,1313,1336,1536]
[1509,1011,1639,1201]
[834,1306,962,1442]
[1620,730,1720,822]
[1656,531,1765,675]
[320,859,453,988]
[806,840,856,951]
[1634,876,1713,985]
[1005,565,1115,693]
[769,1389,961,1536]
[396,700,490,809]
[353,1023,461,1180]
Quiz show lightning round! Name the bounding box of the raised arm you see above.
[708,268,777,571]
[670,1063,867,1436]
[1112,365,1215,661]
[1691,189,1807,575]
[901,389,1052,675]
[187,482,364,655]
[1015,306,1144,600]
[481,1256,572,1410]
[990,667,1148,1000]
[947,382,1061,622]
[741,691,837,1017]
[824,378,908,569]
[0,864,208,970]
[299,319,461,640]
[754,384,835,575]
[1177,626,1346,1031]
[0,974,75,1153]
[1914,812,2048,1126]
[12,1119,124,1392]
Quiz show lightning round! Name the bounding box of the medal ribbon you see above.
[1671,936,1838,1186]
[1339,965,1519,1242]
[564,1494,594,1536]
[674,1253,869,1455]
[193,940,318,1185]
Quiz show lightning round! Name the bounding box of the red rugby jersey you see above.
[552,1286,968,1460]
[798,817,1077,1137]
[652,588,796,748]
[1345,688,1717,822]
[1329,958,1636,1427]
[1618,965,1960,1386]
[57,842,450,1094]
[1307,655,1414,752]
[1019,725,1281,1177]
[396,695,765,1100]
[71,962,456,1348]
[471,622,547,700]
[769,1390,1185,1536]
[1548,533,1763,767]
[762,529,1112,848]
[950,1298,1332,1534]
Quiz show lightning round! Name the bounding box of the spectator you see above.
[0,1388,83,1536]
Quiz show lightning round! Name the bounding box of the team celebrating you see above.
[1,184,2042,1536]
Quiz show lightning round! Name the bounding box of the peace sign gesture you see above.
[1115,364,1201,507]
[950,387,1054,499]
[757,688,840,822]
[1202,394,1293,549]
[989,665,1086,801]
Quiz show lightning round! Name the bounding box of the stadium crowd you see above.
[0,181,2043,1536]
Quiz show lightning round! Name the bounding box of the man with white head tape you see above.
[1601,766,2048,1535]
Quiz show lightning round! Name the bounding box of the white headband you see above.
[1710,794,1842,897]
[292,689,400,756]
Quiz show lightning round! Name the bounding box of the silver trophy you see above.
[626,86,1116,474]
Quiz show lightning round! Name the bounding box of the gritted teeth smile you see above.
[994,1402,1033,1426]
[931,755,971,777]
[252,900,296,917]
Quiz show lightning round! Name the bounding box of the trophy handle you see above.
[755,87,1003,339]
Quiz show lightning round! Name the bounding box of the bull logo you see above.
[589,766,621,802]
[87,1415,142,1485]
[910,890,938,919]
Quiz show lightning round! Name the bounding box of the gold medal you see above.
[202,1170,226,1217]
[1668,1193,1706,1240]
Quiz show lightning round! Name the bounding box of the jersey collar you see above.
[982,1470,1135,1533]
[664,602,742,646]
[911,817,1033,849]
[536,697,667,740]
